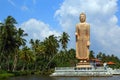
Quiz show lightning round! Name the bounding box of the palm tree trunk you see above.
[13,49,18,72]
[0,54,2,70]
[27,63,29,71]
[13,53,18,72]
[7,62,10,71]
[7,56,10,71]
[34,62,37,71]
[21,63,25,71]
[46,53,58,68]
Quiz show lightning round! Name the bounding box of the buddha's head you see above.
[79,12,86,23]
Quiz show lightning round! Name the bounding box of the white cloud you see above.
[21,5,28,11]
[55,0,120,57]
[8,0,16,7]
[20,19,60,42]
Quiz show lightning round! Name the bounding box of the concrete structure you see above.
[50,67,112,76]
[108,68,120,75]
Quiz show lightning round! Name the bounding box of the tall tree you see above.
[96,52,103,60]
[12,28,28,71]
[59,32,70,52]
[0,16,17,71]
[43,35,59,68]
[30,39,40,54]
[30,39,41,70]
[0,16,28,71]
[44,35,59,57]
[19,46,35,71]
[89,50,95,59]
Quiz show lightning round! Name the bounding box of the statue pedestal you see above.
[76,62,92,68]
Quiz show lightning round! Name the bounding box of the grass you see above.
[0,69,54,79]
[0,73,14,79]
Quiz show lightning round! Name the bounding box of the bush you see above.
[0,70,7,74]
[12,70,33,76]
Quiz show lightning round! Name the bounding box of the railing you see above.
[55,67,75,70]
[55,67,107,72]
[108,68,120,74]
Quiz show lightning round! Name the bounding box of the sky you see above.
[0,0,120,58]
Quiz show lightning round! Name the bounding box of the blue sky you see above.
[0,0,63,30]
[0,0,120,57]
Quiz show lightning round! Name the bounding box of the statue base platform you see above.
[50,67,112,77]
[76,62,92,68]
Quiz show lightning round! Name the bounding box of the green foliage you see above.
[96,52,120,69]
[59,32,70,51]
[89,50,95,59]
[0,16,28,72]
[44,35,59,56]
[53,49,77,67]
[0,73,14,79]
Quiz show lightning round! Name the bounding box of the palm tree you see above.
[0,16,17,71]
[44,35,59,57]
[19,46,35,71]
[43,35,59,69]
[30,39,40,54]
[0,22,3,69]
[29,39,41,70]
[0,16,28,71]
[89,50,95,59]
[59,32,70,52]
[12,28,28,71]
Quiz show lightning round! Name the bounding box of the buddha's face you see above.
[80,14,86,23]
